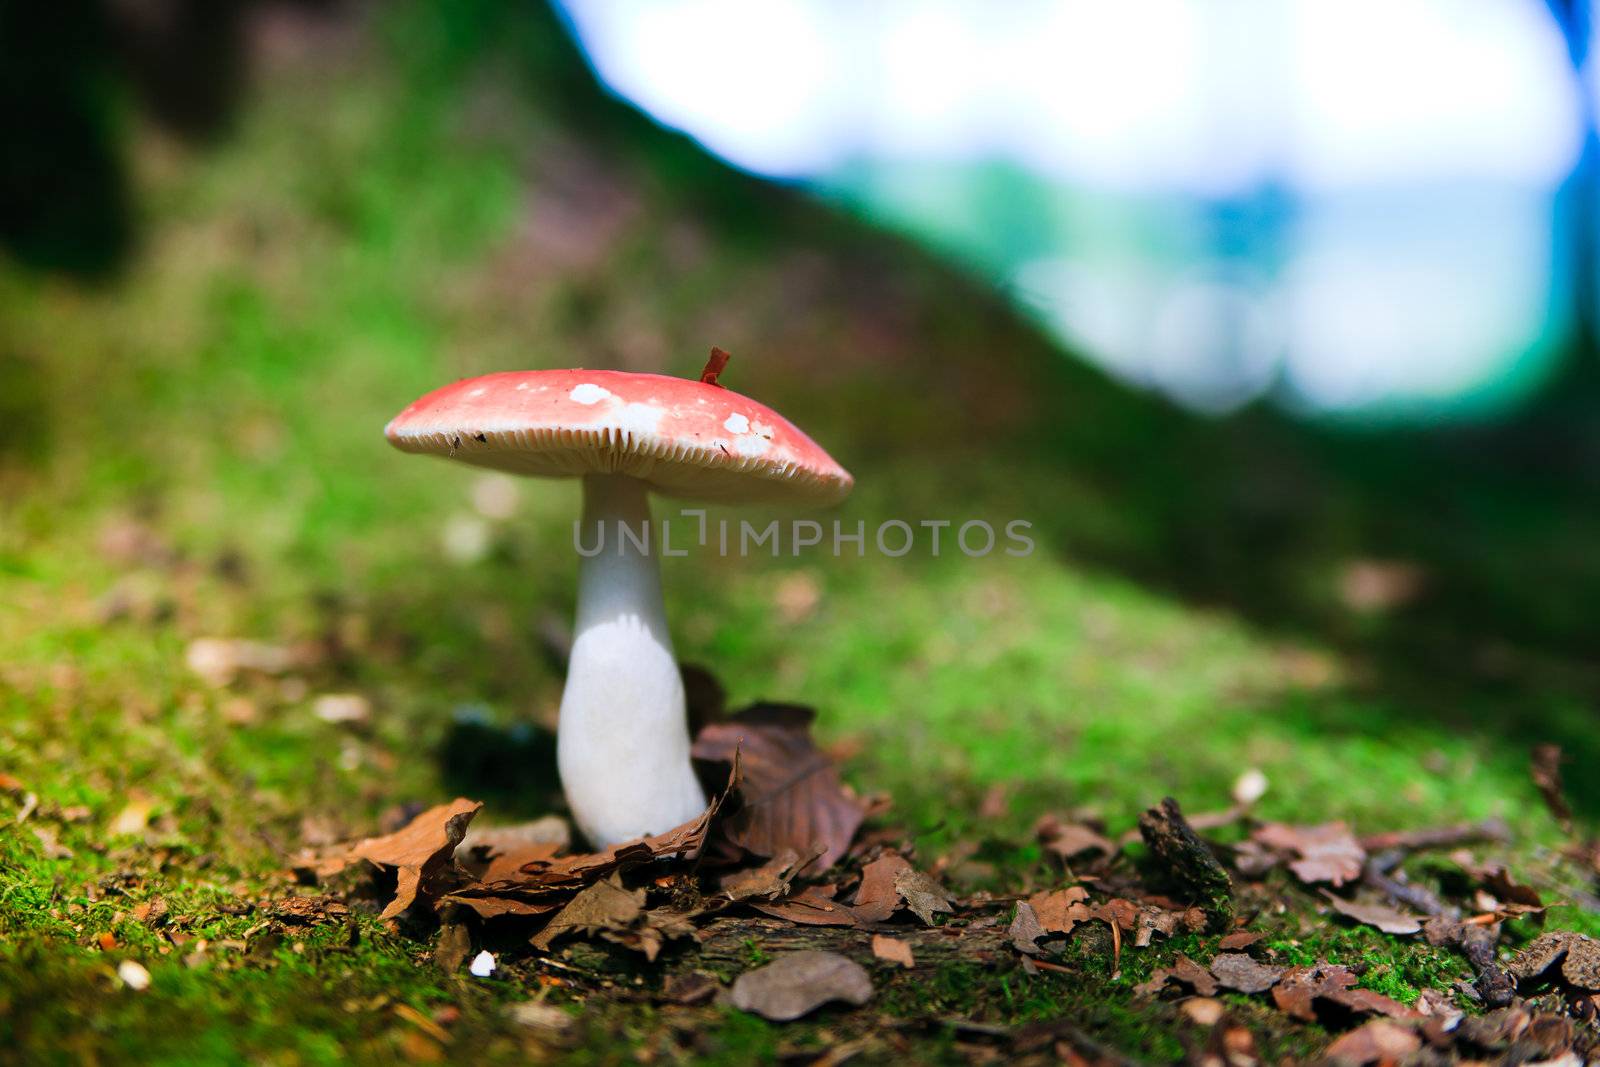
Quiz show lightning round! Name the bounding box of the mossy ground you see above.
[3,3,1598,1063]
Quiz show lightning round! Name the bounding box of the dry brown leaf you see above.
[1134,905,1205,947]
[1089,898,1140,932]
[1034,815,1115,863]
[1412,988,1460,1019]
[454,817,569,881]
[1218,930,1262,951]
[752,885,858,927]
[893,868,954,926]
[730,951,873,1021]
[1230,839,1280,879]
[1135,954,1217,997]
[1170,954,1219,995]
[1009,901,1045,956]
[472,842,563,885]
[431,765,739,922]
[1027,887,1091,935]
[604,907,699,962]
[720,849,807,902]
[438,890,562,921]
[518,802,716,889]
[871,934,915,969]
[1333,986,1423,1020]
[851,852,912,922]
[497,764,735,905]
[530,874,644,951]
[1272,964,1418,1022]
[692,704,864,874]
[1321,891,1423,935]
[661,971,721,1005]
[1252,822,1365,887]
[1272,965,1349,1022]
[272,896,350,925]
[348,798,482,920]
[1209,953,1284,994]
[1323,1020,1421,1064]
[1473,862,1544,909]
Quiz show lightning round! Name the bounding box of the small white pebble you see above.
[441,514,491,564]
[509,1001,572,1035]
[470,474,519,520]
[469,950,496,978]
[118,960,152,991]
[312,693,370,726]
[1232,768,1269,807]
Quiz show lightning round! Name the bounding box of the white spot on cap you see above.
[569,383,611,405]
[470,950,496,978]
[468,387,487,398]
[723,413,750,434]
[734,434,772,458]
[619,403,664,435]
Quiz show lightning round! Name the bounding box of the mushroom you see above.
[385,352,852,847]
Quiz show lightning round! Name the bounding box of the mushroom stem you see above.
[558,473,708,847]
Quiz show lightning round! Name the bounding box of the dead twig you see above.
[1357,819,1509,854]
[1362,849,1453,918]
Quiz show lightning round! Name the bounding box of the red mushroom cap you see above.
[385,370,853,505]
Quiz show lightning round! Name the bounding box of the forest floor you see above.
[3,4,1600,1064]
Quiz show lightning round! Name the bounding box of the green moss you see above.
[741,938,772,968]
[1261,923,1471,1008]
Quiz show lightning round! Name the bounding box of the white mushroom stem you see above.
[558,473,708,847]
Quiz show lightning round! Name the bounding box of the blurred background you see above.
[10,0,1600,421]
[560,0,1595,422]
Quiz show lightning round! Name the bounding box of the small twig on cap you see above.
[700,347,732,386]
